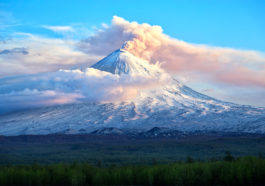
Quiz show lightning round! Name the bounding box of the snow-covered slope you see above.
[91,48,163,76]
[0,48,265,136]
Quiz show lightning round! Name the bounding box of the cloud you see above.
[0,33,101,77]
[4,16,264,89]
[78,16,265,89]
[42,24,93,40]
[42,25,74,33]
[77,17,135,56]
[1,16,265,107]
[0,66,169,114]
[0,89,82,114]
[0,47,28,55]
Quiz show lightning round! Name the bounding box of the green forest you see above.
[1,135,265,185]
[0,156,265,185]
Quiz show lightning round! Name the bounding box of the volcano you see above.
[0,47,265,136]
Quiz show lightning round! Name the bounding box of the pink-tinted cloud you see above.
[217,66,265,87]
[79,16,265,88]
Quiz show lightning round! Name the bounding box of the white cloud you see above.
[0,66,168,114]
[43,25,74,33]
[0,33,101,77]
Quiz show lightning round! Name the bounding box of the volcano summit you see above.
[0,47,265,136]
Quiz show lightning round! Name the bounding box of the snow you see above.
[0,48,265,136]
[91,48,163,77]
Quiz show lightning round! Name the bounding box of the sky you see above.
[2,0,265,51]
[0,0,265,109]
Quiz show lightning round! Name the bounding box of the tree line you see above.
[0,156,265,185]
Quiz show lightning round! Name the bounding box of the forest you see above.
[0,156,265,185]
[1,134,265,185]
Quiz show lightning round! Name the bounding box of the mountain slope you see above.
[91,48,162,76]
[0,48,265,136]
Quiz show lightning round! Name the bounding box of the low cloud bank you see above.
[0,66,169,114]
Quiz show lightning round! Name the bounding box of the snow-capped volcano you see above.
[91,48,163,76]
[0,48,265,136]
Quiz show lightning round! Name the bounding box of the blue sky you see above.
[0,0,265,107]
[1,0,265,52]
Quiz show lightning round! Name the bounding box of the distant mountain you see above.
[0,47,265,136]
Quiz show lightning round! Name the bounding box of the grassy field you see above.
[0,156,265,185]
[0,134,265,165]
